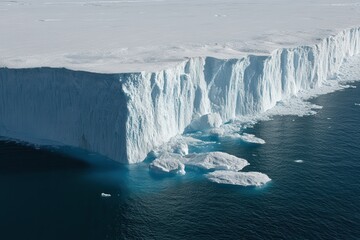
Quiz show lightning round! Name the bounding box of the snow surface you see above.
[149,153,186,175]
[186,152,249,171]
[206,171,271,187]
[1,0,360,73]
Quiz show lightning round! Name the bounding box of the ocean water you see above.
[1,82,360,240]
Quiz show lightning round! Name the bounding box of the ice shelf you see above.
[1,1,360,163]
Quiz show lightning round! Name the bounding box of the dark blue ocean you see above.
[1,82,360,240]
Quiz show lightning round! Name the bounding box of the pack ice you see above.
[1,1,360,164]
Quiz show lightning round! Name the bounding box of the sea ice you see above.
[294,160,304,163]
[206,171,271,187]
[101,193,111,197]
[220,133,265,145]
[239,133,266,145]
[186,152,249,171]
[149,153,186,175]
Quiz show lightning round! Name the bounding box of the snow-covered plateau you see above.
[1,1,360,164]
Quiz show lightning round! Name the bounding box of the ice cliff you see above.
[1,27,360,164]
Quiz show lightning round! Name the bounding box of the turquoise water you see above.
[0,82,360,239]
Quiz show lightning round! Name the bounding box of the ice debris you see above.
[186,113,222,132]
[149,153,186,175]
[186,151,249,171]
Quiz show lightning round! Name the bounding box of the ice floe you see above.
[206,171,271,187]
[186,152,249,171]
[149,153,186,175]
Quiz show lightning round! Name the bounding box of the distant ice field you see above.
[1,0,360,72]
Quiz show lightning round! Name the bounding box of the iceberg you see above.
[185,113,223,133]
[1,26,360,164]
[149,153,186,175]
[220,133,266,145]
[186,152,249,171]
[206,171,271,187]
[101,193,111,198]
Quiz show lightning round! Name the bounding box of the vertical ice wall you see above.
[0,27,359,164]
[0,68,129,162]
[122,27,360,163]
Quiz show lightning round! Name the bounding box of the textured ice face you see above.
[186,152,249,171]
[206,171,271,187]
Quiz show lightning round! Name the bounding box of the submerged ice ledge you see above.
[0,27,360,164]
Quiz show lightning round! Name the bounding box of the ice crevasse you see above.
[0,27,360,164]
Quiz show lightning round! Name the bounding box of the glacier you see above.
[1,27,360,164]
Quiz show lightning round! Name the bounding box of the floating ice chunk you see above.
[150,136,201,158]
[294,160,304,163]
[222,133,265,145]
[173,142,189,156]
[186,152,249,171]
[101,193,111,197]
[355,103,360,106]
[206,127,225,136]
[206,171,271,187]
[239,133,266,144]
[186,113,222,132]
[149,153,186,175]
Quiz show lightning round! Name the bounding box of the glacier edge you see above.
[1,27,360,164]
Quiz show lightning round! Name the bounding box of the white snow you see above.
[206,171,271,187]
[186,152,249,171]
[149,153,186,175]
[1,0,360,73]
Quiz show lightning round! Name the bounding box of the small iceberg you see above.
[186,152,249,171]
[149,153,186,175]
[186,113,222,132]
[239,133,266,144]
[101,193,111,198]
[294,159,304,163]
[220,133,265,145]
[355,103,360,106]
[206,170,271,187]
